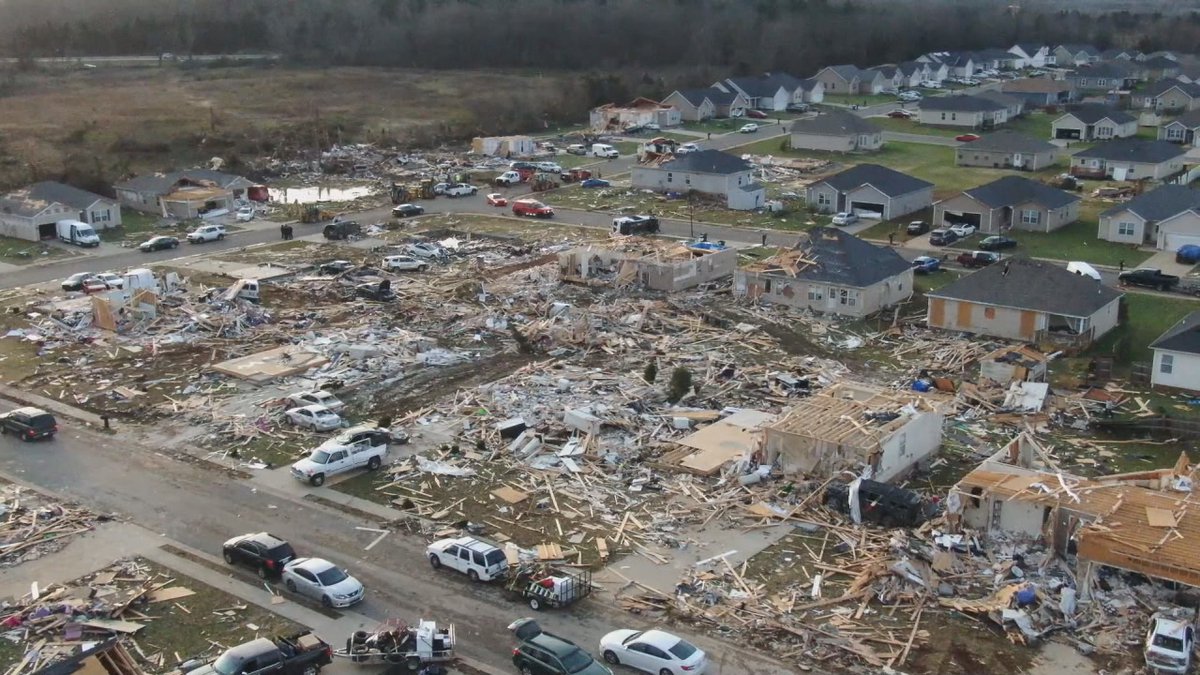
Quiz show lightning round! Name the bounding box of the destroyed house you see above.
[734,228,912,318]
[114,170,254,219]
[927,257,1123,347]
[763,381,945,482]
[978,344,1049,384]
[954,435,1200,591]
[557,241,736,292]
[589,98,681,131]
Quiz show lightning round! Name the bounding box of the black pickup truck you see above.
[1118,268,1180,291]
[184,633,331,675]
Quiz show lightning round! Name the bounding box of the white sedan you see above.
[948,222,977,238]
[281,557,364,608]
[284,404,342,431]
[738,123,758,133]
[95,272,125,289]
[831,212,859,226]
[600,629,707,675]
[286,389,345,414]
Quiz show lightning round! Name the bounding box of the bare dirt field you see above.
[0,65,569,189]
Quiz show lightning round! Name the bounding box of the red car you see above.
[745,109,768,119]
[887,109,915,118]
[485,193,508,207]
[956,133,981,142]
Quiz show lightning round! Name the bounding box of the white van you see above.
[1067,261,1102,281]
[591,143,619,158]
[123,268,159,292]
[56,220,100,248]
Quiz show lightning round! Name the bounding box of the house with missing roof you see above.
[1159,109,1200,144]
[934,176,1081,234]
[1151,310,1200,392]
[661,89,716,121]
[952,434,1200,593]
[1002,78,1077,108]
[805,164,934,221]
[630,149,764,210]
[788,110,883,153]
[1070,139,1187,181]
[1131,80,1200,113]
[917,95,1008,129]
[955,131,1060,171]
[0,181,120,241]
[734,227,913,318]
[114,170,255,218]
[1051,105,1137,141]
[927,257,1123,347]
[589,98,682,131]
[763,381,945,481]
[1098,185,1200,249]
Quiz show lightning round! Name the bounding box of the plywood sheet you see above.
[146,586,196,603]
[491,486,529,504]
[1146,507,1178,528]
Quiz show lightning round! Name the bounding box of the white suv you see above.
[427,536,508,581]
[187,224,226,243]
[382,255,429,272]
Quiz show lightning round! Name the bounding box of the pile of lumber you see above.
[0,485,96,568]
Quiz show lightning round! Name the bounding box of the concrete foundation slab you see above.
[210,346,329,384]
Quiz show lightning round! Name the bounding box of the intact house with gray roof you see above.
[1098,185,1200,250]
[630,150,764,210]
[789,110,883,153]
[1159,109,1200,145]
[1065,62,1139,94]
[1101,48,1142,62]
[763,72,825,105]
[896,62,928,89]
[1131,80,1200,114]
[734,228,913,318]
[0,182,120,241]
[1051,105,1138,141]
[813,65,861,95]
[1150,310,1200,393]
[805,164,933,221]
[661,89,716,121]
[1070,139,1187,181]
[1053,44,1101,67]
[976,90,1026,119]
[1002,78,1077,108]
[917,95,1008,129]
[114,169,255,218]
[1141,55,1183,80]
[927,257,1123,347]
[955,131,1060,171]
[713,77,789,111]
[933,175,1081,234]
[705,88,749,118]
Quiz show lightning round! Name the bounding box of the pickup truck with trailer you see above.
[336,618,455,670]
[611,215,660,236]
[1118,268,1180,291]
[182,632,332,675]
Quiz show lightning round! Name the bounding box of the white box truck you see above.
[56,220,100,248]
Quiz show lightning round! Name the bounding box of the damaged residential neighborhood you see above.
[7,3,1200,675]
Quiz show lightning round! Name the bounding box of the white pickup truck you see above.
[290,425,390,487]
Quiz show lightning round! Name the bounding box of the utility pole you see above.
[688,193,695,240]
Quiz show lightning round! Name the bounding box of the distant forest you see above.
[2,0,1200,75]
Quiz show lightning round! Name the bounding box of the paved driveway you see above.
[1139,249,1198,277]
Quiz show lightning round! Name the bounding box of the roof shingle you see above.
[962,175,1080,210]
[1073,139,1186,164]
[1151,310,1200,355]
[928,257,1122,317]
[789,110,881,137]
[814,164,933,197]
[657,149,752,175]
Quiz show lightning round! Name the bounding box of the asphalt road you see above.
[0,407,793,674]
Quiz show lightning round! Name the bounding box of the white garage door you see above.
[1165,233,1200,251]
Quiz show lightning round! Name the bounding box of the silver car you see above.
[281,557,364,608]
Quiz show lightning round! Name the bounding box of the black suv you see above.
[824,478,939,528]
[0,407,58,441]
[509,619,612,675]
[222,532,297,578]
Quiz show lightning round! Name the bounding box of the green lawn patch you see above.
[914,269,963,292]
[613,141,638,156]
[0,236,74,265]
[821,93,896,106]
[1135,126,1159,140]
[100,208,184,243]
[681,118,744,134]
[1002,112,1056,141]
[949,217,1150,267]
[1091,292,1200,364]
[658,131,702,143]
[870,116,960,137]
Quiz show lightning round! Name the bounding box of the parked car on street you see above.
[1119,268,1180,291]
[382,255,429,272]
[956,250,1001,268]
[911,256,941,274]
[139,235,179,252]
[290,426,390,486]
[888,109,916,118]
[906,221,930,235]
[95,272,124,289]
[535,162,563,173]
[284,404,343,432]
[745,109,768,119]
[955,133,981,142]
[187,224,226,243]
[1177,244,1200,265]
[565,144,588,155]
[948,222,977,238]
[0,407,57,441]
[979,235,1018,251]
[787,102,810,113]
[61,272,98,292]
[831,212,859,226]
[485,193,508,207]
[599,629,707,675]
[282,558,364,608]
[512,199,554,218]
[921,80,943,89]
[738,123,759,133]
[580,178,610,189]
[187,632,331,675]
[444,183,478,197]
[509,619,612,675]
[929,228,959,246]
[221,532,297,579]
[286,389,345,414]
[392,203,425,218]
[426,536,509,581]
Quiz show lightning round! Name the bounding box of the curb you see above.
[0,383,106,427]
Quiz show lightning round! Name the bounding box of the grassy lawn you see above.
[1092,292,1200,364]
[658,131,702,143]
[914,268,963,292]
[822,93,897,106]
[1135,126,1160,140]
[99,208,174,243]
[0,236,74,265]
[612,141,639,156]
[1004,112,1056,141]
[948,217,1151,267]
[869,116,961,137]
[681,118,745,134]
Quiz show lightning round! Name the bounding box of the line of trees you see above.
[3,0,1200,76]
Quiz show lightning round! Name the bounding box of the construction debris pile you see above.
[0,485,97,568]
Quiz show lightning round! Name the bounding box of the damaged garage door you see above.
[1055,127,1081,140]
[942,211,981,228]
[850,201,885,219]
